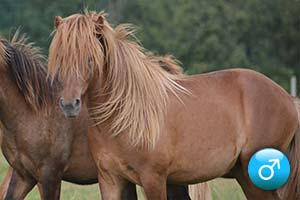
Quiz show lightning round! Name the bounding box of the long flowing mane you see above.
[48,11,188,149]
[156,55,184,75]
[1,32,56,112]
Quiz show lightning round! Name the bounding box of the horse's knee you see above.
[98,172,129,200]
[141,173,167,200]
[38,167,63,200]
[4,170,36,200]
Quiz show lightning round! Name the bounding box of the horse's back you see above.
[183,68,298,150]
[165,68,297,182]
[179,68,297,143]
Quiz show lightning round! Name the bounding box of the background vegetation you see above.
[0,0,299,90]
[0,0,299,199]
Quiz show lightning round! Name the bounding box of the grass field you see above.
[0,154,246,200]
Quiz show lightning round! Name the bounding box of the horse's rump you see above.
[280,98,300,199]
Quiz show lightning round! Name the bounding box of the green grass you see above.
[0,153,245,199]
[210,179,246,200]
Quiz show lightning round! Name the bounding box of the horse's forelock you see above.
[48,13,105,81]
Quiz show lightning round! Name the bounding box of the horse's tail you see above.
[282,98,300,199]
[189,182,212,200]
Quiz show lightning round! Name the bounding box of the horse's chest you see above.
[2,142,37,178]
[87,127,152,184]
[2,138,19,167]
[95,149,140,184]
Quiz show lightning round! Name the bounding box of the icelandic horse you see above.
[48,11,300,200]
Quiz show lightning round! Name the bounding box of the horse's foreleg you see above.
[166,184,191,200]
[38,167,62,200]
[4,169,36,200]
[121,181,137,200]
[38,181,61,200]
[0,167,13,200]
[98,172,132,200]
[140,172,167,200]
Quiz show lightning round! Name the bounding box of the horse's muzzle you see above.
[59,97,81,118]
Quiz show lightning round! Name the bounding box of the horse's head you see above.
[48,12,107,118]
[48,11,186,148]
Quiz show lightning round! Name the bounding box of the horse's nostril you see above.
[74,98,81,107]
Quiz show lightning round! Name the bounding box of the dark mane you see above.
[0,37,6,67]
[2,33,57,112]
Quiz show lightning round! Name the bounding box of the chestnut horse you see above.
[48,11,300,200]
[0,33,208,200]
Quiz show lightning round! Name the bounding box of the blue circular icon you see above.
[248,148,290,190]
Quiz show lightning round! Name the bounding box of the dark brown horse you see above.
[0,33,97,200]
[0,126,12,200]
[0,33,208,200]
[48,11,300,200]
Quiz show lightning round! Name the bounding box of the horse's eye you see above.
[88,58,93,66]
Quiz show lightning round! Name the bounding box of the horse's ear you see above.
[93,15,104,26]
[93,15,105,38]
[55,16,63,28]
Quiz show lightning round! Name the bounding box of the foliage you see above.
[115,0,299,90]
[0,0,299,91]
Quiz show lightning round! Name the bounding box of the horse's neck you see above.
[0,73,37,133]
[0,73,73,146]
[86,72,103,101]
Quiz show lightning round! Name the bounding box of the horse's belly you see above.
[165,121,243,183]
[167,141,240,184]
[165,84,245,183]
[62,161,98,184]
[62,131,99,184]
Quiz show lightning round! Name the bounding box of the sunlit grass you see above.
[0,153,245,199]
[210,179,246,200]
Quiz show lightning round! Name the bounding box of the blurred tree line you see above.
[0,0,299,91]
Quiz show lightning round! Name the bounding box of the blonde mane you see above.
[154,55,184,75]
[48,11,187,149]
[48,13,104,81]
